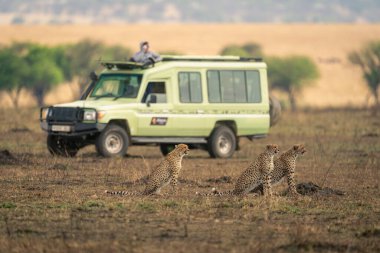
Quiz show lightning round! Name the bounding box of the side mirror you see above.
[89,71,98,81]
[146,94,157,107]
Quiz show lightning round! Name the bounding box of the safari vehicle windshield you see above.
[90,74,142,99]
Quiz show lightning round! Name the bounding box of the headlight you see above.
[41,108,49,120]
[83,110,96,121]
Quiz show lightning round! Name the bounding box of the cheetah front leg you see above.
[170,175,178,194]
[286,171,300,197]
[263,173,273,198]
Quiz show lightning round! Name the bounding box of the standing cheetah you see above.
[197,144,279,197]
[105,144,189,196]
[251,144,306,196]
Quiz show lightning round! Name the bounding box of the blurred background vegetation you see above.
[0,40,132,107]
[0,39,379,110]
[1,0,380,24]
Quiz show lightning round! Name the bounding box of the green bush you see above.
[267,56,319,111]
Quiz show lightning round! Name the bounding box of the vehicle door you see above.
[136,80,173,136]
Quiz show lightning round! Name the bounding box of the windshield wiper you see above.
[113,95,124,100]
[94,93,115,100]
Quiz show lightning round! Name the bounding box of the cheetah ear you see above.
[266,144,272,149]
[175,145,178,148]
[294,145,300,150]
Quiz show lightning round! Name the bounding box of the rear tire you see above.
[95,124,129,157]
[269,95,282,127]
[160,144,176,156]
[47,135,79,157]
[208,126,236,158]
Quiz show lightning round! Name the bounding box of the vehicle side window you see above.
[246,71,261,103]
[207,71,221,102]
[207,70,261,103]
[178,72,202,103]
[142,82,167,103]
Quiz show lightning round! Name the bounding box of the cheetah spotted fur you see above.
[252,144,306,196]
[197,144,279,197]
[105,144,189,196]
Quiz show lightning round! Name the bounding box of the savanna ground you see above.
[0,108,379,253]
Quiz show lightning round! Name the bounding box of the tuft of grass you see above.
[46,204,70,209]
[85,201,105,208]
[115,203,124,209]
[76,201,106,211]
[356,227,380,238]
[0,202,17,209]
[280,204,302,215]
[163,200,179,208]
[136,202,156,212]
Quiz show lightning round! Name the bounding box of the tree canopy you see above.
[267,56,319,111]
[0,48,29,107]
[25,45,64,106]
[0,41,132,107]
[348,41,380,107]
[65,39,132,97]
[220,42,263,58]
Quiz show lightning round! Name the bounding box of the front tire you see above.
[208,126,236,158]
[95,124,129,157]
[47,135,79,157]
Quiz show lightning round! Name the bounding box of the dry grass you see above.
[1,24,380,108]
[0,108,379,252]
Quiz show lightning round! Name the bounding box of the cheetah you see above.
[251,144,306,196]
[105,144,189,196]
[197,144,279,197]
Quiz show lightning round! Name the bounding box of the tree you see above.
[267,56,319,111]
[348,41,380,107]
[220,42,263,58]
[0,48,29,107]
[24,45,64,106]
[66,39,132,98]
[52,45,74,83]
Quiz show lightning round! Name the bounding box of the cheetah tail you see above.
[104,190,139,196]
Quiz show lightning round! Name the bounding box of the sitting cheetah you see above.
[197,144,279,197]
[105,144,189,196]
[251,144,306,196]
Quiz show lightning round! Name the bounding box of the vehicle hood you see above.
[52,100,138,110]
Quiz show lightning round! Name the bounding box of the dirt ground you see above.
[0,108,379,252]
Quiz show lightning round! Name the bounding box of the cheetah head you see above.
[266,144,280,155]
[293,144,306,155]
[175,144,190,156]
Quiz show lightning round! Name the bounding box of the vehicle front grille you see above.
[47,107,82,123]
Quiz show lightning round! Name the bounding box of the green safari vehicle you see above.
[40,56,280,158]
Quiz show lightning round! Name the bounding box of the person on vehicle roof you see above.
[131,41,162,64]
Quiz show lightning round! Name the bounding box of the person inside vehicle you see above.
[131,41,162,65]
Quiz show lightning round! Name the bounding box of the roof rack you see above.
[100,56,263,70]
[161,55,263,62]
[101,61,149,70]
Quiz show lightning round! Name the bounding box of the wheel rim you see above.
[105,133,123,154]
[217,135,232,155]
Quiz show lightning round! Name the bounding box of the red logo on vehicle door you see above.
[151,117,168,126]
